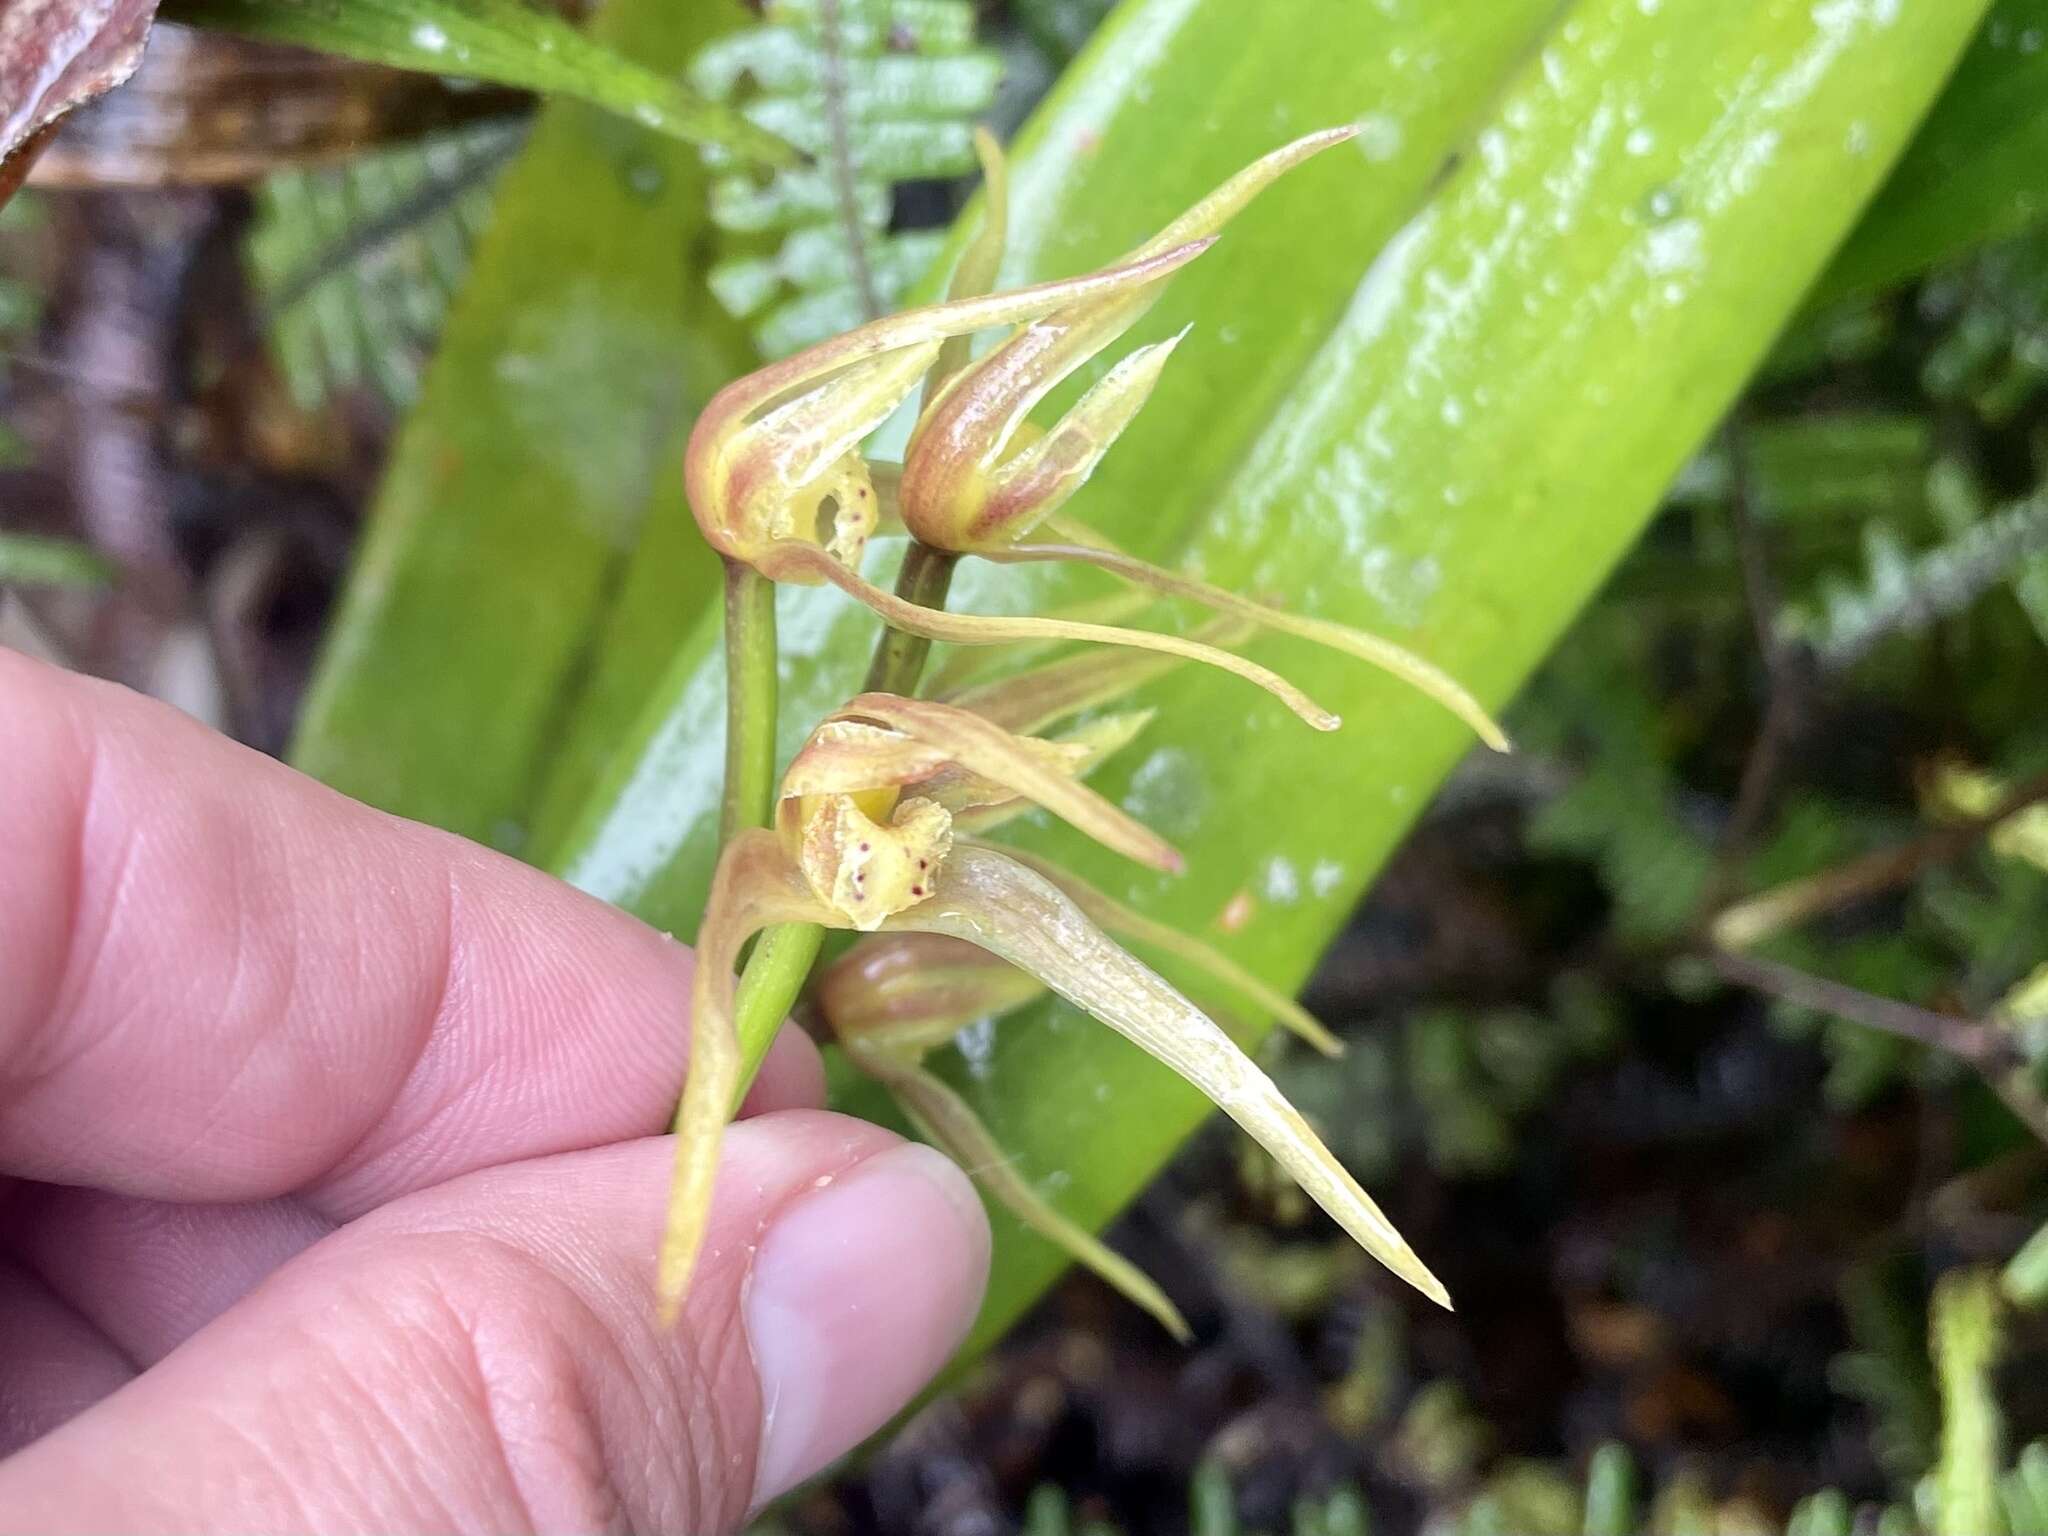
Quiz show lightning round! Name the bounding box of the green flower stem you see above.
[730,922,829,1101]
[718,559,826,1102]
[729,540,961,1102]
[863,540,959,695]
[719,558,780,845]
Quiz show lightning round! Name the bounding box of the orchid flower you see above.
[684,125,1507,747]
[659,689,1450,1324]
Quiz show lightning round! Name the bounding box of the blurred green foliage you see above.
[248,123,521,409]
[689,0,1001,355]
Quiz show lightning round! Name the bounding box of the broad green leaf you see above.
[289,1,759,846]
[291,0,2039,858]
[1814,0,2048,303]
[0,533,115,589]
[549,0,1991,1357]
[167,0,797,165]
[290,0,1992,1367]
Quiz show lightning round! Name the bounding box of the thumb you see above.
[0,1112,990,1534]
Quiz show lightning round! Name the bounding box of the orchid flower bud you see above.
[818,931,1047,1052]
[899,126,1360,552]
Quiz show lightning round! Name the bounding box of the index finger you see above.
[0,649,820,1218]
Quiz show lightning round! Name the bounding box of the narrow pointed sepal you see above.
[982,842,1344,1058]
[900,127,1357,552]
[887,844,1451,1309]
[764,542,1344,731]
[659,831,835,1324]
[927,126,1012,402]
[842,1032,1192,1341]
[961,329,1189,546]
[992,527,1510,752]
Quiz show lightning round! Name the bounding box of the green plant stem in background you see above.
[863,541,959,694]
[731,922,828,1099]
[719,560,779,844]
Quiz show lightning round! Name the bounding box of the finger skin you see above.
[0,648,819,1214]
[0,1260,131,1457]
[0,1113,989,1536]
[5,1035,821,1378]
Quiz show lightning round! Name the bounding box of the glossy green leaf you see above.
[167,0,797,165]
[1815,0,2048,303]
[547,0,1991,1357]
[289,1,759,847]
[291,0,1993,1366]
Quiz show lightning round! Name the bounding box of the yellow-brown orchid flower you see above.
[894,126,1509,751]
[660,691,1448,1324]
[685,240,1213,582]
[681,125,1512,741]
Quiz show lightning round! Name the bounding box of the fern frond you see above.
[1788,485,2048,670]
[247,120,521,408]
[689,0,1000,356]
[1921,225,2048,426]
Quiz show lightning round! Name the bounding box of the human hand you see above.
[0,649,990,1533]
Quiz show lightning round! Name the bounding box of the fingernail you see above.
[745,1141,990,1505]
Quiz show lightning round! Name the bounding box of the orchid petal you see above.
[888,844,1450,1308]
[991,527,1511,752]
[778,718,955,802]
[834,692,1182,873]
[765,542,1344,731]
[959,330,1190,546]
[949,711,1155,837]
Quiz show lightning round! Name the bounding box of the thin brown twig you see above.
[1707,948,2048,1147]
[1705,420,1810,908]
[1708,770,2048,950]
